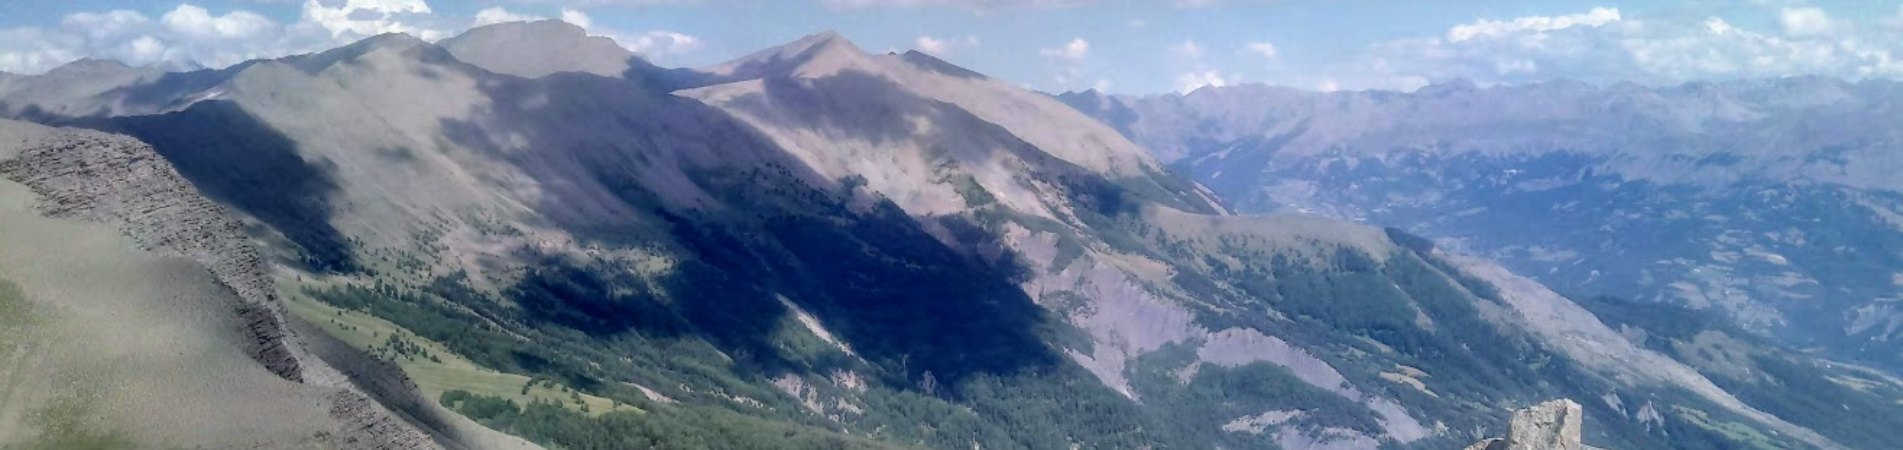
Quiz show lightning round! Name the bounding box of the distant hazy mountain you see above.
[1064,79,1903,445]
[2,22,1897,449]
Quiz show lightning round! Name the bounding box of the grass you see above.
[0,279,29,334]
[284,292,636,416]
[1670,406,1782,450]
[0,278,38,447]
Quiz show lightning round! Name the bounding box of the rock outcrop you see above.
[1467,399,1585,450]
[0,121,309,381]
[0,120,444,449]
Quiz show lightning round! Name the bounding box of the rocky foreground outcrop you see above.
[0,122,310,381]
[0,120,442,449]
[1466,399,1585,450]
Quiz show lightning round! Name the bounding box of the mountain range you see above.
[1,20,1899,449]
[1059,78,1903,376]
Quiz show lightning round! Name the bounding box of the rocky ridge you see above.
[0,119,441,449]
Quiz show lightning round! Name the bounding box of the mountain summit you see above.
[440,20,646,79]
[700,30,870,81]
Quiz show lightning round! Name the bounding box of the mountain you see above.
[1057,79,1903,364]
[438,19,681,84]
[0,22,1893,449]
[0,119,535,449]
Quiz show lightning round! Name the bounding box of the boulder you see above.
[1468,399,1585,450]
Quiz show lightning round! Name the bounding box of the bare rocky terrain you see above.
[0,20,1894,449]
[0,120,532,449]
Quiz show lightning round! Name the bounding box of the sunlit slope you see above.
[0,178,347,448]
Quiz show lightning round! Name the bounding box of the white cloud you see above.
[1040,37,1089,61]
[1170,40,1204,59]
[0,27,82,74]
[819,0,1091,10]
[302,0,442,40]
[619,30,701,57]
[1778,7,1835,37]
[472,7,538,27]
[1244,41,1277,59]
[1447,7,1620,42]
[1174,70,1232,93]
[122,36,169,63]
[1041,38,1091,91]
[0,0,705,75]
[915,35,948,55]
[1275,4,1903,92]
[60,10,151,41]
[0,4,350,73]
[162,4,275,40]
[560,9,594,29]
[503,0,701,5]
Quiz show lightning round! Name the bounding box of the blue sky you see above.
[3,0,1901,94]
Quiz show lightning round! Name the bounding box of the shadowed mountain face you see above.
[2,22,1895,450]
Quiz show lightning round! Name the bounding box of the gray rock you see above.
[1469,399,1584,450]
[1507,399,1584,450]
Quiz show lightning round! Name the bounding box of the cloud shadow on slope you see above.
[76,101,358,272]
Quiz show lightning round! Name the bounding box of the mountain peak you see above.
[779,30,866,64]
[45,58,142,77]
[354,32,433,52]
[440,19,641,79]
[451,19,590,45]
[699,30,869,80]
[275,32,451,75]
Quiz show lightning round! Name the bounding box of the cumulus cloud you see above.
[619,30,702,57]
[503,0,702,5]
[1038,37,1092,91]
[915,36,949,55]
[60,10,151,42]
[1175,70,1232,93]
[0,0,709,74]
[1244,42,1277,59]
[303,0,442,40]
[1040,38,1089,61]
[162,5,275,40]
[0,4,342,73]
[0,28,83,74]
[819,0,1091,9]
[559,9,595,29]
[1267,4,1903,91]
[1446,7,1621,42]
[472,7,539,27]
[1778,7,1835,37]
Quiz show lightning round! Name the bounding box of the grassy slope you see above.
[284,287,633,416]
[0,180,340,448]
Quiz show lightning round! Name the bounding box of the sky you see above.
[2,0,1902,95]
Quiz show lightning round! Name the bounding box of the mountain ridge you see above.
[0,24,1892,449]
